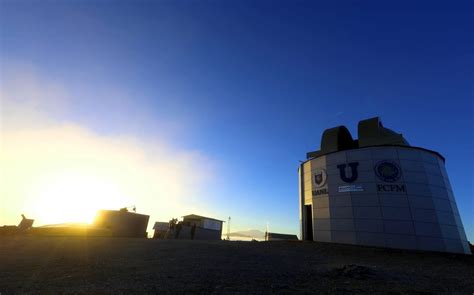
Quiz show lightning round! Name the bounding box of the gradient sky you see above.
[1,1,473,238]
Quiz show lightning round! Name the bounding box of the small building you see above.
[94,208,149,238]
[182,214,224,240]
[265,232,299,241]
[18,214,34,231]
[152,214,224,240]
[152,222,169,239]
[0,214,34,236]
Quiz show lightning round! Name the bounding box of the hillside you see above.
[1,237,473,293]
[228,229,265,239]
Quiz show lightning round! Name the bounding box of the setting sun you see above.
[0,112,213,228]
[26,171,129,225]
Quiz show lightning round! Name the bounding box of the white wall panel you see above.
[300,146,471,254]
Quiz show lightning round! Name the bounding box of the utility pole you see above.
[227,216,231,240]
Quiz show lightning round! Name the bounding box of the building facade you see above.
[94,208,150,238]
[265,232,299,241]
[182,214,224,240]
[299,117,471,254]
[152,214,224,240]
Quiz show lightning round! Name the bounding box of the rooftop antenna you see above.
[120,205,136,212]
[226,216,231,240]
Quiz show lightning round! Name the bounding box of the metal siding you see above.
[300,146,471,254]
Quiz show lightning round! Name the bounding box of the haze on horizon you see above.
[0,1,473,239]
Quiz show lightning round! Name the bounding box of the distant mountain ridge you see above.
[228,229,265,239]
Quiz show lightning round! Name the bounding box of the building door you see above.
[305,205,313,241]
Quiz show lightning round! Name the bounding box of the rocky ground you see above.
[0,237,473,294]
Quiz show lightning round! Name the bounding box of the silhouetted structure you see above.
[152,222,169,239]
[94,208,149,238]
[18,214,34,231]
[0,214,34,236]
[265,232,298,241]
[30,223,112,237]
[153,214,224,240]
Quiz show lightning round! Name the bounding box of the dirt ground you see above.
[0,237,473,294]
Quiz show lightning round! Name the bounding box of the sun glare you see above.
[26,171,130,225]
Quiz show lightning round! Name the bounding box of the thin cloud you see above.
[0,61,216,227]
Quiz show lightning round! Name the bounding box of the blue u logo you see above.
[337,162,359,183]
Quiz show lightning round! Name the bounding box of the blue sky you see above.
[1,1,473,238]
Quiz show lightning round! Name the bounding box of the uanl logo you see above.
[312,169,328,196]
[375,160,406,193]
[313,169,327,188]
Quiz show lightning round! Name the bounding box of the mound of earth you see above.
[0,237,473,294]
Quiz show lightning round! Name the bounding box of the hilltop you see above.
[1,237,473,294]
[228,229,265,239]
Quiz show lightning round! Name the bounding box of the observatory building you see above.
[299,117,470,254]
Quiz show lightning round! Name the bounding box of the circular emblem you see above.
[374,161,401,182]
[313,169,327,188]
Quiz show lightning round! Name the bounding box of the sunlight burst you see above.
[27,171,130,225]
